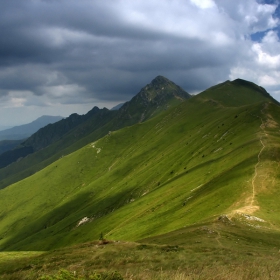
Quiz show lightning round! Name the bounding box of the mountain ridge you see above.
[0,76,190,189]
[0,77,279,251]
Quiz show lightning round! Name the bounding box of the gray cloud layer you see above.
[0,0,279,125]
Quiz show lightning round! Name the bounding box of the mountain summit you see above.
[197,78,275,107]
[116,75,191,125]
[140,75,189,101]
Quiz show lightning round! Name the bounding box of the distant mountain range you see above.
[0,125,12,131]
[0,115,63,141]
[0,115,63,157]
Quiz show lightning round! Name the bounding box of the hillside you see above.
[0,76,190,189]
[0,115,63,141]
[0,107,116,170]
[0,139,22,155]
[0,79,279,252]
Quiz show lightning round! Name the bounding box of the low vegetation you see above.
[1,225,280,280]
[0,78,280,279]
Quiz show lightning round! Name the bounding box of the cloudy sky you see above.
[0,0,279,127]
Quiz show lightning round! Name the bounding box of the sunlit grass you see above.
[1,237,280,280]
[0,251,42,261]
[0,79,279,280]
[0,91,279,252]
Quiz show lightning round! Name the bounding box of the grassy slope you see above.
[0,77,189,191]
[1,222,280,279]
[0,110,117,190]
[0,80,279,252]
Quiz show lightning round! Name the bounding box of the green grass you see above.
[0,79,280,278]
[198,79,274,107]
[0,98,274,251]
[1,225,280,280]
[0,79,279,254]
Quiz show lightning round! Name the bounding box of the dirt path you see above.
[232,105,267,216]
[250,138,265,206]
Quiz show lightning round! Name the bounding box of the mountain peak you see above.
[115,76,191,126]
[139,75,190,101]
[231,78,271,98]
[150,75,171,85]
[198,78,276,107]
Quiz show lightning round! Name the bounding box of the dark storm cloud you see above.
[0,0,279,121]
[0,0,172,101]
[0,1,233,97]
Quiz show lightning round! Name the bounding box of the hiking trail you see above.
[232,105,268,216]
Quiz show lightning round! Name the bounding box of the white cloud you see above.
[190,0,215,9]
[9,98,26,107]
[230,27,280,97]
[262,30,279,43]
[214,0,278,33]
[252,43,280,68]
[259,73,280,87]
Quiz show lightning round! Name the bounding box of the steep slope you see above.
[0,79,279,251]
[0,107,116,171]
[0,76,189,189]
[0,115,63,141]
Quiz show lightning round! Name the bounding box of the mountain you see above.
[0,125,12,131]
[115,75,191,127]
[0,115,63,141]
[22,107,114,152]
[0,107,116,170]
[110,75,189,113]
[198,78,276,106]
[0,78,279,252]
[0,76,190,189]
